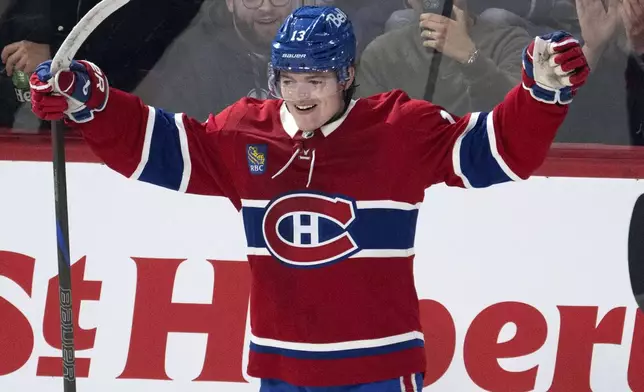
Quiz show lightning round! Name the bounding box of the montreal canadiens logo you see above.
[262,192,359,267]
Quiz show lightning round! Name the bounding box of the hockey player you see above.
[29,5,589,392]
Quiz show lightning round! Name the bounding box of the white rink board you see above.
[0,161,643,392]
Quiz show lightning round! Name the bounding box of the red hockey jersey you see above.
[76,85,566,387]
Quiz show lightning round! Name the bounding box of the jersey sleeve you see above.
[74,88,241,208]
[400,85,567,189]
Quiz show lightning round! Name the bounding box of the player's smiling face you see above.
[280,70,353,132]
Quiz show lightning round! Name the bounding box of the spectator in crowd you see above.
[335,0,405,56]
[623,0,644,145]
[49,0,204,93]
[134,0,300,120]
[306,0,402,56]
[356,0,531,116]
[554,0,638,145]
[384,4,416,32]
[474,0,580,38]
[0,0,50,131]
[385,1,579,35]
[0,0,203,131]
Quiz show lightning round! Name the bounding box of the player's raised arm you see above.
[401,31,590,189]
[29,60,241,205]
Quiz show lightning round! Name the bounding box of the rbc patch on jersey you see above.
[247,144,267,175]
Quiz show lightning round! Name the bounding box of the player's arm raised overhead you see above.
[30,59,241,206]
[397,31,589,189]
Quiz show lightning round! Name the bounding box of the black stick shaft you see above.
[423,51,443,102]
[422,0,453,102]
[51,119,77,392]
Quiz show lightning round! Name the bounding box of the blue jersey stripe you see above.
[249,338,424,360]
[242,206,418,250]
[415,373,423,390]
[259,373,423,392]
[458,112,513,188]
[138,108,185,191]
[260,372,424,391]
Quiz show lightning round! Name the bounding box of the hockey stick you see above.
[48,1,132,391]
[628,193,644,311]
[422,0,454,102]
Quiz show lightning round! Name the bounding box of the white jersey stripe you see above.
[247,247,270,256]
[486,109,523,182]
[246,247,414,259]
[241,199,269,208]
[241,199,422,210]
[250,330,424,352]
[175,113,192,193]
[352,248,415,258]
[452,113,479,189]
[130,105,156,180]
[355,200,421,210]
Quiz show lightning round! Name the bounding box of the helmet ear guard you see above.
[336,66,351,85]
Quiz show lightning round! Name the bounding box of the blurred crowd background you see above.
[0,0,643,146]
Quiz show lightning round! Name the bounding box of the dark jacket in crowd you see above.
[50,0,204,92]
[627,54,644,146]
[556,47,634,145]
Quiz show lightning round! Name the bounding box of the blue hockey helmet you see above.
[268,6,357,98]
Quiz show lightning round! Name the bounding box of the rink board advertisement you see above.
[1,161,643,392]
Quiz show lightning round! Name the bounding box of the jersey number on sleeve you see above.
[440,110,456,124]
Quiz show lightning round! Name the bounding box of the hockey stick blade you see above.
[51,0,132,73]
[48,1,132,391]
[628,193,644,311]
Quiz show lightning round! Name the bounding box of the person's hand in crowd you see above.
[575,0,622,68]
[419,6,476,64]
[621,0,644,54]
[1,41,51,77]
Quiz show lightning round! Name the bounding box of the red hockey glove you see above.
[522,31,589,105]
[30,60,109,123]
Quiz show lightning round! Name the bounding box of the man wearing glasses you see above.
[134,0,299,121]
[234,0,296,50]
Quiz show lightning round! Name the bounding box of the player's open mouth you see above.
[294,104,317,112]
